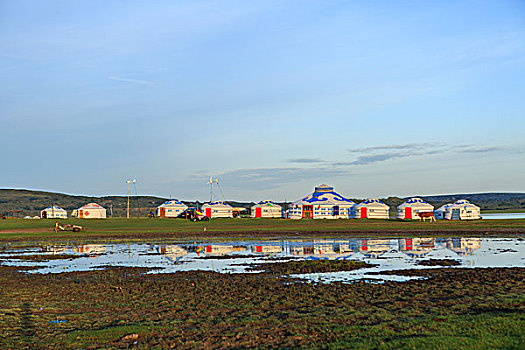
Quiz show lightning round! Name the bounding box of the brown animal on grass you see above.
[417,212,436,222]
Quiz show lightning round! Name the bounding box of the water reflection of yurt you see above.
[199,245,247,255]
[157,245,188,261]
[251,245,283,254]
[73,244,106,255]
[290,240,358,259]
[398,238,435,258]
[359,239,394,258]
[444,238,481,255]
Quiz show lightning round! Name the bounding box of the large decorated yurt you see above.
[251,200,282,218]
[201,201,233,218]
[40,205,68,219]
[439,199,481,220]
[288,184,355,219]
[75,203,107,219]
[350,199,390,219]
[397,198,434,219]
[156,199,188,218]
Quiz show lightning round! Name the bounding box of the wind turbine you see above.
[207,176,218,202]
[126,179,136,218]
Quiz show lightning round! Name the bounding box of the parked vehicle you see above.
[178,208,210,221]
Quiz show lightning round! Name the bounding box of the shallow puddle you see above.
[0,237,523,283]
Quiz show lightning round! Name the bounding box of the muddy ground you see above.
[1,262,523,349]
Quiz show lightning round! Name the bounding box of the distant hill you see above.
[0,189,523,217]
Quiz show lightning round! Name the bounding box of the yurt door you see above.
[360,207,367,218]
[160,207,166,217]
[205,208,212,217]
[302,205,313,219]
[405,207,412,219]
[79,210,84,219]
[255,207,262,218]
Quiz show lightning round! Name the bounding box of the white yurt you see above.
[350,199,390,219]
[156,199,188,218]
[201,201,233,218]
[40,205,68,219]
[288,184,355,219]
[397,198,434,219]
[251,200,282,218]
[441,199,481,220]
[75,203,107,219]
[434,203,453,220]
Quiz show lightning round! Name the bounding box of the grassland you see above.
[1,217,525,241]
[0,264,523,349]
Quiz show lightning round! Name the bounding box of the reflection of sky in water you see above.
[481,213,525,219]
[0,238,523,283]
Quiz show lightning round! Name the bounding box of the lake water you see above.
[1,237,523,283]
[481,212,525,219]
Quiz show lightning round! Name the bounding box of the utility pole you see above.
[126,179,136,218]
[207,176,218,202]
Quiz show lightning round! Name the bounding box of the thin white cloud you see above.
[108,76,153,86]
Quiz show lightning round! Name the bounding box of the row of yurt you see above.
[397,198,434,219]
[251,200,283,218]
[288,184,355,219]
[435,200,481,220]
[40,203,107,219]
[156,199,188,218]
[40,205,68,219]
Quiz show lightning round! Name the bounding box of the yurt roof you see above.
[452,199,480,209]
[436,203,454,211]
[158,199,187,207]
[252,200,282,209]
[397,197,434,209]
[354,198,389,209]
[43,205,66,211]
[295,184,354,206]
[79,203,105,210]
[203,201,233,208]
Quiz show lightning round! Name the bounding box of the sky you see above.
[1,0,524,202]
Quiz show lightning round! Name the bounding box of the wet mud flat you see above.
[1,265,523,349]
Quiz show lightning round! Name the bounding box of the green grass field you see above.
[1,217,524,241]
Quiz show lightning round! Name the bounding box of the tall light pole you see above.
[207,176,218,202]
[126,179,136,218]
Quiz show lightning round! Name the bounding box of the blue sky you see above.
[1,0,524,201]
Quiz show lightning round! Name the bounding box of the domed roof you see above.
[43,205,65,211]
[398,197,434,209]
[295,185,354,206]
[80,203,105,209]
[252,200,282,208]
[158,199,187,207]
[203,201,233,208]
[354,198,389,209]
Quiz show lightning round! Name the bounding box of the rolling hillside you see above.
[0,189,524,217]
